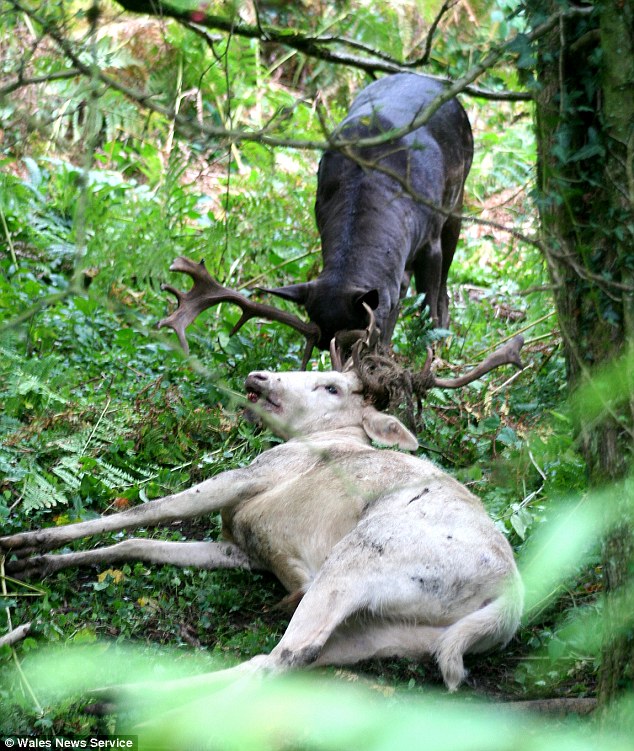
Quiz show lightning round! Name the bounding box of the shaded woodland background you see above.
[0,0,632,746]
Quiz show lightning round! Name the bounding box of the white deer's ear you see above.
[361,407,418,452]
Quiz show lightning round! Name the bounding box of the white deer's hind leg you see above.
[6,539,252,579]
[106,572,376,693]
[315,619,445,667]
[205,574,369,681]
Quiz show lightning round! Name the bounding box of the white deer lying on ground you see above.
[1,347,523,691]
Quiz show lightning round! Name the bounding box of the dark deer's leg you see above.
[413,238,443,325]
[437,206,463,328]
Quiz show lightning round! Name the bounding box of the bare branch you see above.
[330,6,594,151]
[352,149,632,294]
[0,68,80,98]
[500,698,597,716]
[342,148,540,248]
[0,622,31,649]
[414,0,459,66]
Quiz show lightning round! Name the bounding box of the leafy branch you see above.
[113,0,530,101]
[9,0,589,157]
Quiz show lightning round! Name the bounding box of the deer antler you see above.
[348,327,526,426]
[416,335,525,391]
[158,256,321,368]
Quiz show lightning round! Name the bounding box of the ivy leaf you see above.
[569,143,605,162]
[509,507,533,539]
[507,33,535,69]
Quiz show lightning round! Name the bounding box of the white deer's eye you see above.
[324,384,339,395]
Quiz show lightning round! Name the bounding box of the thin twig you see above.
[1,558,43,713]
[82,397,112,454]
[0,204,17,266]
[238,249,320,290]
[416,0,459,66]
[0,68,80,98]
[0,573,47,596]
[476,311,557,356]
[523,331,560,346]
[487,363,530,396]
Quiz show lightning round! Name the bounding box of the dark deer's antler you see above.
[158,256,321,368]
[330,303,380,372]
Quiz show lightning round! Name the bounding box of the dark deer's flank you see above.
[264,73,473,348]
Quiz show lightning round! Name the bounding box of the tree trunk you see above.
[595,1,634,708]
[528,0,634,708]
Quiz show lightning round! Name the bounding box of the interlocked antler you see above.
[339,312,525,424]
[329,303,380,372]
[158,257,321,368]
[330,302,525,392]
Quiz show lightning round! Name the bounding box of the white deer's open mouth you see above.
[244,391,282,423]
[246,392,281,411]
[244,378,281,413]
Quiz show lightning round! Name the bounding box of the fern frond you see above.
[51,456,83,490]
[22,471,69,513]
[94,459,138,489]
[0,346,68,407]
[2,344,173,512]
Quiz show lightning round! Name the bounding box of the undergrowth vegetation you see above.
[0,0,614,741]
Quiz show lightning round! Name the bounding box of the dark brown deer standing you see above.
[159,73,473,362]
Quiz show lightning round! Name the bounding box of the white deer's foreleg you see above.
[0,467,269,556]
[5,539,253,579]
